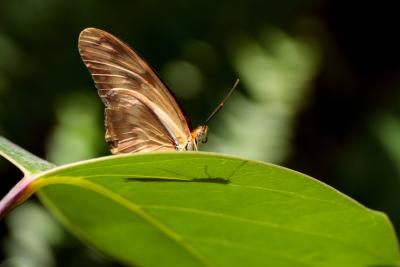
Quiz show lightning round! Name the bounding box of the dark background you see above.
[1,0,399,266]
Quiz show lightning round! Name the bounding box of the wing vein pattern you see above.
[78,28,192,153]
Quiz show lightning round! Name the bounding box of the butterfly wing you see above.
[78,28,192,153]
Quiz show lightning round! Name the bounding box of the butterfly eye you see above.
[195,125,208,144]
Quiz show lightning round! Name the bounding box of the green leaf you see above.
[1,136,399,267]
[0,136,55,175]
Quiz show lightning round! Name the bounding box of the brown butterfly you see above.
[78,27,237,153]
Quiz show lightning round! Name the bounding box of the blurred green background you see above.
[1,0,399,266]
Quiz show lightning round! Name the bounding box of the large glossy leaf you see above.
[1,136,399,267]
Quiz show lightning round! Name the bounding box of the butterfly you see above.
[78,27,237,154]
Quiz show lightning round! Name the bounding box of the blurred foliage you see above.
[1,0,400,266]
[46,92,104,165]
[209,27,320,161]
[3,202,63,267]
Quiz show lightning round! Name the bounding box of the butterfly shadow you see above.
[124,160,248,185]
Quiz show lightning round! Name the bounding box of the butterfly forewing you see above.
[78,28,193,153]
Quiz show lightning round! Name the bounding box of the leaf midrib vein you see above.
[44,173,356,209]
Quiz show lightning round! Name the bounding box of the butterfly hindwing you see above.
[105,106,175,153]
[78,27,192,153]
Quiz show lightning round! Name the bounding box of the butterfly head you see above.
[192,125,209,145]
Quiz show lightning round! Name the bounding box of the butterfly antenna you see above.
[205,78,240,124]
